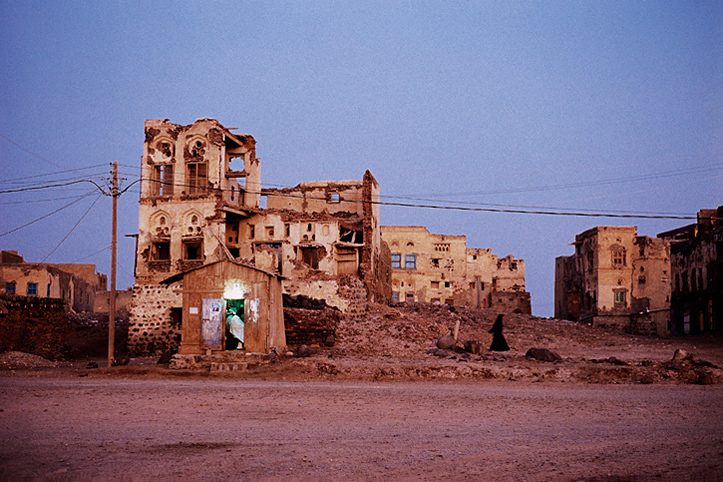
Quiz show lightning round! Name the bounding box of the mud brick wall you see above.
[0,294,68,360]
[128,283,182,356]
[283,306,342,347]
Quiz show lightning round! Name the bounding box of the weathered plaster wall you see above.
[382,226,530,313]
[0,263,97,312]
[557,226,670,334]
[282,278,349,312]
[265,181,365,216]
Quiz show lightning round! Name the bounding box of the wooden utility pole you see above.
[108,161,118,367]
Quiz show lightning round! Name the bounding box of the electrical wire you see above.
[393,162,723,199]
[0,164,109,185]
[0,191,99,205]
[0,132,66,169]
[41,194,104,262]
[0,192,96,237]
[70,245,111,263]
[0,179,108,195]
[133,176,700,220]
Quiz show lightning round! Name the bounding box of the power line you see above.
[134,176,700,220]
[381,196,694,217]
[0,167,708,228]
[0,164,108,185]
[0,179,108,195]
[70,245,111,263]
[399,162,723,198]
[0,132,66,169]
[0,191,99,205]
[0,192,96,237]
[41,194,104,262]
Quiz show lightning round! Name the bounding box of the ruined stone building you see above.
[129,118,390,355]
[554,226,671,335]
[658,207,723,336]
[381,226,531,313]
[0,250,106,312]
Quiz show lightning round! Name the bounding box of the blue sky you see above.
[1,1,721,316]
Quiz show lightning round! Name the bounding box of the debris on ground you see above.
[525,347,562,362]
[0,351,56,370]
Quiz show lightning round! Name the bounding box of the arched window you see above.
[148,138,175,197]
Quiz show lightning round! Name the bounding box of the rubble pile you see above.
[0,351,56,370]
[335,302,544,358]
[319,302,723,384]
[64,311,129,359]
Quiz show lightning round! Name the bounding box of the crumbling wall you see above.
[369,239,392,305]
[283,278,348,312]
[93,288,133,313]
[382,226,530,312]
[0,294,68,360]
[283,295,342,347]
[128,283,182,355]
[591,314,631,332]
[489,291,531,314]
[282,275,369,319]
[265,181,365,216]
[337,276,369,319]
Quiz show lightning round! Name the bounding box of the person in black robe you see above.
[488,314,510,351]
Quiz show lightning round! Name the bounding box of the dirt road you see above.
[1,374,722,481]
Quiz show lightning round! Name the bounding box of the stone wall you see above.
[128,283,182,355]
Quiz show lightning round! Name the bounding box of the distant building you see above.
[0,250,106,312]
[381,226,531,313]
[658,207,723,335]
[555,226,670,335]
[129,118,390,355]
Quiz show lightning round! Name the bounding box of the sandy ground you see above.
[1,375,722,482]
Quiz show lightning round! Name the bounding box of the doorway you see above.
[224,298,245,350]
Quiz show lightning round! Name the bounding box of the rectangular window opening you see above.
[187,162,208,195]
[391,253,401,269]
[152,241,170,260]
[183,241,203,260]
[404,254,416,270]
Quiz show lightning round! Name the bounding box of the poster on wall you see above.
[201,298,223,349]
